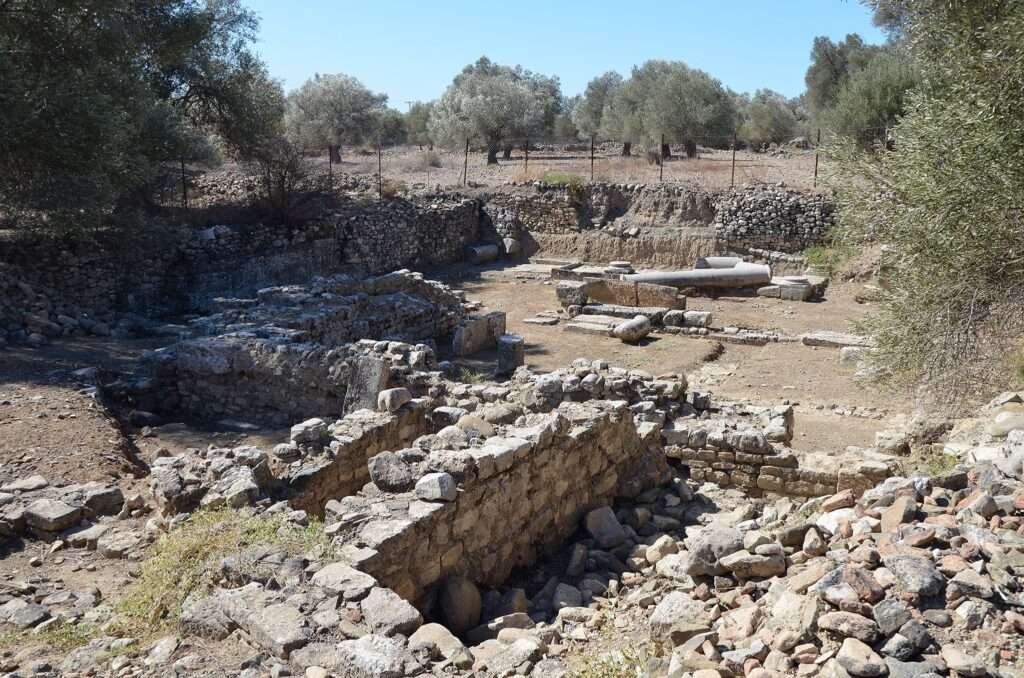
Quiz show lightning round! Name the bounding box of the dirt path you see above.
[456,276,910,452]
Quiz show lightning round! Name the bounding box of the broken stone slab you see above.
[664,309,713,328]
[414,472,458,502]
[24,499,82,535]
[310,563,377,600]
[2,475,49,492]
[581,303,667,324]
[343,355,389,414]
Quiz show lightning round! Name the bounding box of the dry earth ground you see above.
[314,144,826,192]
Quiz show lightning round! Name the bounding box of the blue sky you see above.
[245,1,886,107]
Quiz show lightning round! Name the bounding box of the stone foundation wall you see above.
[285,404,431,515]
[662,408,895,498]
[0,195,479,344]
[332,400,670,602]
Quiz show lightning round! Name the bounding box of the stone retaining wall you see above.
[480,182,832,262]
[331,400,670,602]
[0,195,479,344]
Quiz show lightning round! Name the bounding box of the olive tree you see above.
[0,0,283,231]
[824,50,918,146]
[739,90,799,149]
[573,72,623,139]
[405,101,435,149]
[832,0,1024,399]
[636,61,738,157]
[285,73,388,162]
[428,57,554,164]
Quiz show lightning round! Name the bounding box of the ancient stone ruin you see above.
[2,176,1023,678]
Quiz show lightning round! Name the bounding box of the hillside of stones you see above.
[1,167,1022,678]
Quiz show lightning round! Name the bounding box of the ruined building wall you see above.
[334,400,669,602]
[0,196,479,343]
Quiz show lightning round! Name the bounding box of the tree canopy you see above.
[284,73,389,159]
[833,0,1024,398]
[738,90,800,148]
[428,57,561,164]
[0,0,284,230]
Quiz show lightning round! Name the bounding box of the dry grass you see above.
[323,145,825,191]
[114,508,334,634]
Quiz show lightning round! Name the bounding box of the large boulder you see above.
[438,576,481,635]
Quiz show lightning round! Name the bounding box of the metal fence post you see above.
[524,137,529,175]
[731,132,737,188]
[813,128,821,189]
[659,134,665,183]
[377,140,383,200]
[590,135,595,183]
[463,138,469,187]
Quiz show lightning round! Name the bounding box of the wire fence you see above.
[157,125,895,211]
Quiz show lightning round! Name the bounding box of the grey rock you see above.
[367,451,414,492]
[584,506,627,548]
[414,472,457,502]
[837,637,887,677]
[361,587,422,637]
[335,634,406,678]
[682,525,744,576]
[311,563,377,600]
[24,498,82,534]
[438,576,481,635]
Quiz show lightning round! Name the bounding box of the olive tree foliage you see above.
[804,34,884,118]
[0,0,284,233]
[284,74,388,161]
[832,0,1024,400]
[738,90,799,149]
[597,61,736,158]
[823,50,919,145]
[573,72,623,139]
[405,101,435,149]
[428,57,559,164]
[552,95,581,143]
[640,61,737,156]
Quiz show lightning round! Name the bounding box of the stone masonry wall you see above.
[0,195,479,344]
[481,182,833,264]
[330,400,669,602]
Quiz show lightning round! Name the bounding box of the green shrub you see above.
[803,243,853,276]
[542,172,587,207]
[831,1,1024,401]
[569,648,647,678]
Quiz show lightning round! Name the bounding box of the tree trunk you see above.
[486,144,499,165]
[329,145,342,163]
[502,144,513,160]
[661,143,672,159]
[622,142,632,157]
[684,139,697,159]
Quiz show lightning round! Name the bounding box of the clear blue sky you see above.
[245,0,886,107]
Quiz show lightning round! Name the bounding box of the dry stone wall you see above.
[0,195,479,345]
[330,400,670,603]
[480,182,832,265]
[144,272,464,426]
